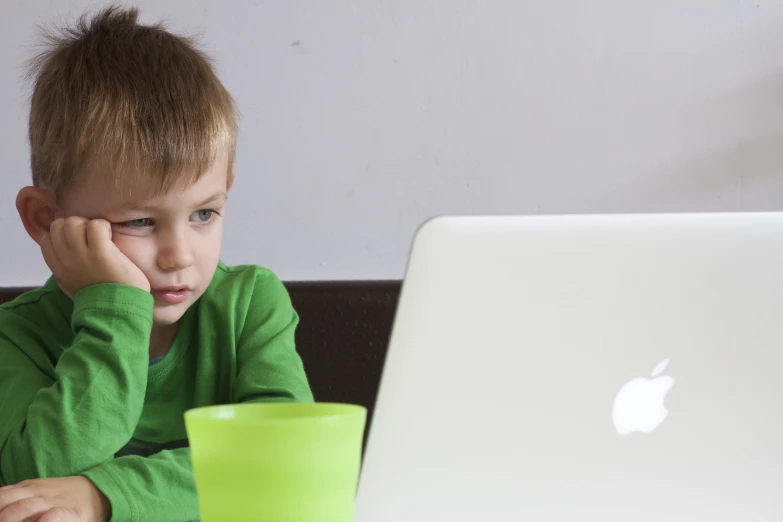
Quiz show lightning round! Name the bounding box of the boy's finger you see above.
[49,219,69,253]
[85,219,112,250]
[0,489,37,518]
[37,507,76,522]
[39,233,63,274]
[0,486,28,512]
[63,218,88,253]
[0,497,50,522]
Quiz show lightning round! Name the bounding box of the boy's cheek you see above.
[112,235,152,269]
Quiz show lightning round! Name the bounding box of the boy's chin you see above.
[152,306,187,327]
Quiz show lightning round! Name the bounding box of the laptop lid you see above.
[355,213,783,522]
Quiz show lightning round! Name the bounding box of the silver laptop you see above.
[355,213,783,522]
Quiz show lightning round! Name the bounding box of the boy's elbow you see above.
[0,454,32,487]
[0,435,61,486]
[0,444,36,486]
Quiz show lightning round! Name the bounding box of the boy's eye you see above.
[192,209,217,223]
[118,218,153,228]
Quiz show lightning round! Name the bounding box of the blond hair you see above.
[27,5,237,199]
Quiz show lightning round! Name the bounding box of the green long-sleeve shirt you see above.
[0,262,314,521]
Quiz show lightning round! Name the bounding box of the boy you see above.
[0,5,313,522]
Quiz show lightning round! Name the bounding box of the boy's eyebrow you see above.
[113,191,228,213]
[196,191,228,208]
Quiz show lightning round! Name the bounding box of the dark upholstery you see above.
[284,281,399,430]
[0,281,401,445]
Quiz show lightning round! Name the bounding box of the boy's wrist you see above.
[72,283,154,319]
[0,476,112,522]
[83,466,133,522]
[87,476,112,522]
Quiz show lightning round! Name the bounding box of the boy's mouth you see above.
[151,287,192,305]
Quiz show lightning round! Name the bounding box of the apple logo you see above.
[612,358,675,435]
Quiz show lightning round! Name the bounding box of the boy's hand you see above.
[41,217,150,297]
[0,476,110,522]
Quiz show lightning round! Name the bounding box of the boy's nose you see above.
[157,234,194,271]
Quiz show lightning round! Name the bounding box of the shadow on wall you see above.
[641,133,783,211]
[622,72,783,212]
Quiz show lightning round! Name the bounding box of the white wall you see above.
[2,0,783,285]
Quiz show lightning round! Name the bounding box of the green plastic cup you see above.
[184,402,367,522]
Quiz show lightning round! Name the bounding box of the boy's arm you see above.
[83,449,196,522]
[0,284,153,486]
[79,271,313,521]
[233,270,314,404]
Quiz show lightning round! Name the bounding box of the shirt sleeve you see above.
[233,269,314,404]
[83,449,197,522]
[80,270,314,521]
[0,284,153,485]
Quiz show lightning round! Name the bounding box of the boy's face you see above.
[56,152,231,327]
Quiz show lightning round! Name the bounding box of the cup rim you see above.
[184,402,367,423]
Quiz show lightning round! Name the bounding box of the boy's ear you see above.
[16,186,56,245]
[226,168,235,192]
